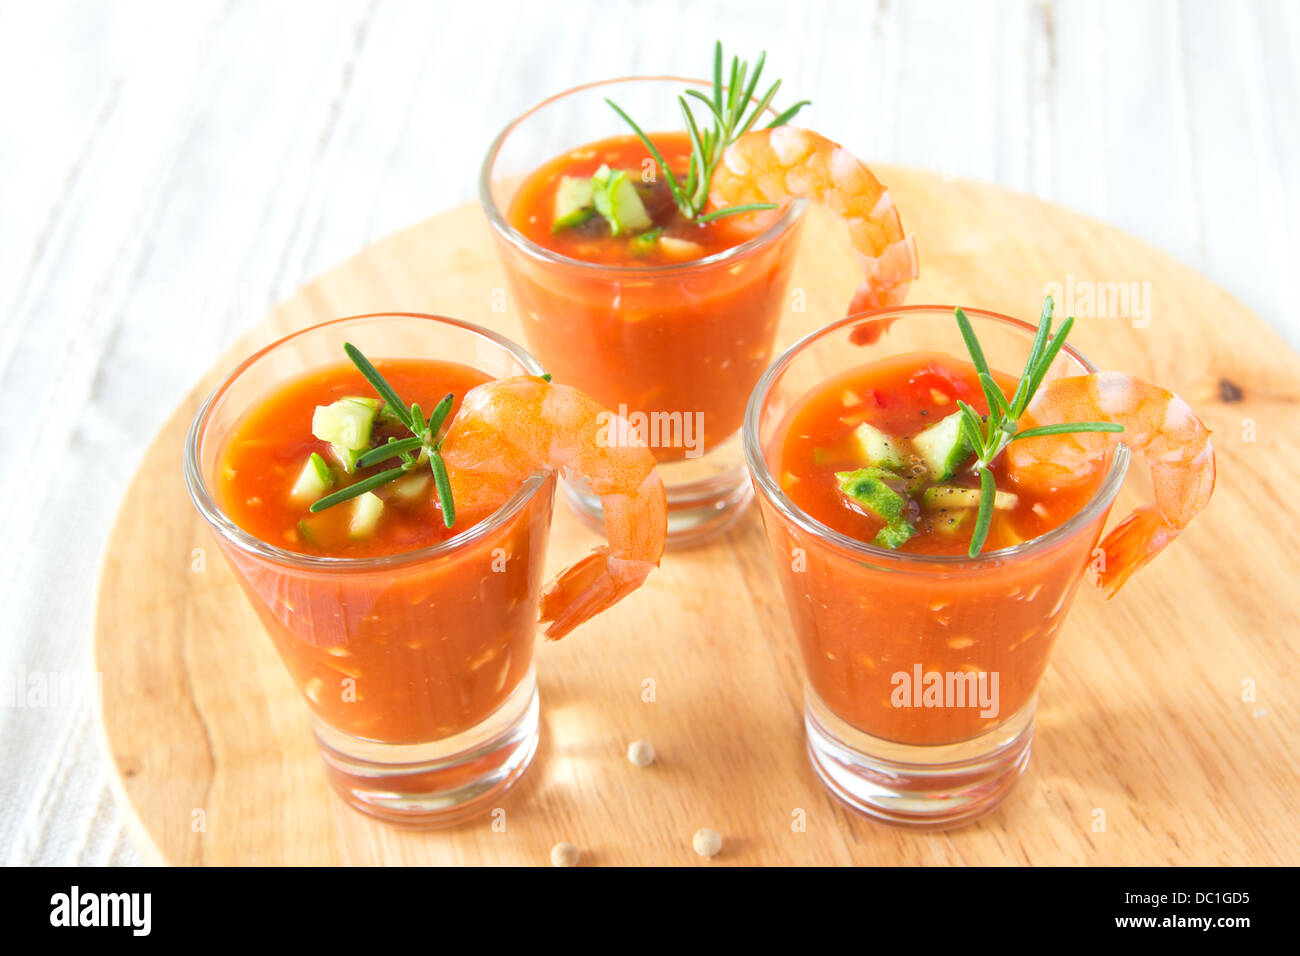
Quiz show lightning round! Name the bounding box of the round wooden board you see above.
[96,167,1300,865]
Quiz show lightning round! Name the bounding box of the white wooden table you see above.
[2,0,1296,866]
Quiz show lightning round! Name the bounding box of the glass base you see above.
[561,428,754,548]
[312,670,539,828]
[804,687,1035,830]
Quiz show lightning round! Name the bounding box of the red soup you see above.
[500,131,801,461]
[765,351,1110,745]
[216,359,554,745]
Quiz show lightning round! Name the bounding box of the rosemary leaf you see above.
[978,372,1012,421]
[356,436,424,469]
[767,100,811,129]
[430,451,455,528]
[1009,422,1125,441]
[738,79,781,138]
[309,465,407,513]
[712,40,724,114]
[740,51,766,117]
[968,467,997,557]
[1024,315,1075,405]
[954,308,992,379]
[603,98,687,209]
[697,202,778,223]
[1010,297,1054,417]
[683,88,726,126]
[956,400,990,458]
[343,344,412,429]
[425,392,454,439]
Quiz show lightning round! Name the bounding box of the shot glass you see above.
[744,306,1130,827]
[184,313,556,827]
[481,76,805,546]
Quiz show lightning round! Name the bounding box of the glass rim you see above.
[478,74,807,277]
[742,304,1132,568]
[183,312,551,571]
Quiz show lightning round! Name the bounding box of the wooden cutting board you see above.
[95,167,1300,865]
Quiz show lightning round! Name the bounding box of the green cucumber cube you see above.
[851,422,907,470]
[296,517,323,546]
[921,485,1019,511]
[932,510,970,535]
[552,176,596,232]
[289,452,335,503]
[873,521,916,549]
[629,227,664,256]
[349,491,384,538]
[592,166,652,236]
[312,397,379,451]
[328,444,364,475]
[913,412,971,481]
[835,467,908,523]
[389,472,431,502]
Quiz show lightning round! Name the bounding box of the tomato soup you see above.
[220,359,489,555]
[777,353,1104,554]
[499,131,802,462]
[760,352,1112,746]
[214,359,555,745]
[509,131,778,265]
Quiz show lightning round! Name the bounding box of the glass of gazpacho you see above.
[481,75,806,545]
[183,313,665,826]
[745,305,1134,827]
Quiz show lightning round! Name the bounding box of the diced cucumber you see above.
[835,467,908,523]
[837,466,918,550]
[913,412,971,481]
[591,165,652,236]
[389,472,431,502]
[921,485,1019,511]
[296,517,323,546]
[349,491,384,538]
[328,444,364,475]
[851,422,907,470]
[932,510,970,535]
[289,451,335,503]
[312,397,379,451]
[552,176,595,233]
[900,461,932,496]
[629,227,664,256]
[657,235,705,260]
[873,521,916,549]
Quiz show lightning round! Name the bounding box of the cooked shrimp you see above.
[439,376,667,639]
[709,126,918,321]
[1004,372,1215,597]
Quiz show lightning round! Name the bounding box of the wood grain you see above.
[95,167,1300,865]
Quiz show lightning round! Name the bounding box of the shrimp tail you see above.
[441,376,667,640]
[710,127,917,342]
[1007,372,1215,597]
[541,474,666,639]
[1094,506,1179,598]
[539,547,656,640]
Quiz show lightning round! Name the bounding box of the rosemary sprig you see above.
[308,344,457,528]
[605,41,810,221]
[954,298,1124,557]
